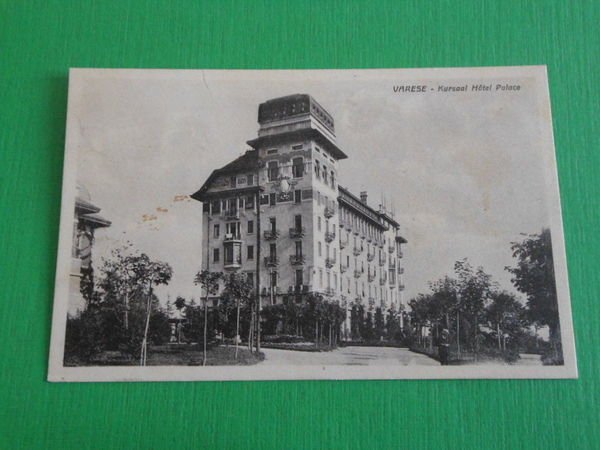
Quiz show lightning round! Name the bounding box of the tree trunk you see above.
[124,291,129,331]
[315,320,319,349]
[497,323,502,350]
[203,296,208,366]
[235,300,241,359]
[456,310,461,358]
[140,285,153,366]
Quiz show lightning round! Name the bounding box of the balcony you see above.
[398,250,403,258]
[324,287,335,297]
[352,247,362,256]
[353,270,362,279]
[289,254,305,266]
[325,257,336,269]
[288,284,309,294]
[261,286,281,296]
[223,233,241,242]
[224,259,242,270]
[223,209,240,220]
[367,252,375,262]
[399,284,405,291]
[398,267,404,274]
[368,297,376,308]
[389,262,396,271]
[379,276,387,286]
[264,256,279,268]
[263,229,280,240]
[324,231,336,243]
[368,272,376,282]
[289,227,305,238]
[340,239,348,249]
[378,255,387,266]
[340,264,348,273]
[324,206,335,218]
[389,276,396,286]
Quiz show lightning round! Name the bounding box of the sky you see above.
[70,68,559,306]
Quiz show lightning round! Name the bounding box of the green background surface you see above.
[1,1,598,449]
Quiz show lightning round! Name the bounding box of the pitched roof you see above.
[191,150,259,201]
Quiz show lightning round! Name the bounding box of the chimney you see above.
[360,191,368,204]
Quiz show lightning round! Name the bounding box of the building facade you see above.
[192,94,406,334]
[68,184,111,317]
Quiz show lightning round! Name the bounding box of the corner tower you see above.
[246,94,347,305]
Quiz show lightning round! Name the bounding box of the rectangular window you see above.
[268,161,279,181]
[213,224,220,238]
[260,194,269,205]
[212,200,221,214]
[292,144,303,150]
[230,176,237,188]
[292,157,304,178]
[247,245,254,260]
[213,248,220,262]
[246,272,254,287]
[319,269,323,287]
[318,241,322,257]
[295,241,302,257]
[295,269,303,286]
[294,189,302,204]
[269,217,276,232]
[267,148,278,155]
[269,243,276,258]
[318,216,322,231]
[315,160,320,178]
[269,193,276,206]
[245,195,255,209]
[270,271,277,286]
[294,214,302,230]
[247,220,254,234]
[247,174,254,186]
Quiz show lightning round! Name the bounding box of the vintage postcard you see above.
[48,67,577,381]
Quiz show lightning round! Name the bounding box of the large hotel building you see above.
[192,94,406,333]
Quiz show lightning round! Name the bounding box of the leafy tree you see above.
[374,307,385,340]
[506,228,562,362]
[485,291,526,351]
[221,272,255,358]
[194,270,223,365]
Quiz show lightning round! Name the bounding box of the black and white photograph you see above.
[48,67,577,381]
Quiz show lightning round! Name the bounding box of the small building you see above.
[68,184,111,317]
[191,94,406,334]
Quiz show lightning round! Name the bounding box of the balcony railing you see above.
[324,231,336,243]
[261,286,281,296]
[340,264,348,273]
[289,227,305,238]
[379,276,387,286]
[378,255,387,266]
[398,284,405,291]
[263,229,280,240]
[389,262,396,270]
[398,250,403,258]
[353,247,362,256]
[388,245,395,254]
[367,252,375,262]
[324,206,335,218]
[398,267,404,274]
[223,233,241,241]
[223,209,240,220]
[368,272,376,282]
[325,257,336,269]
[340,239,348,249]
[288,285,309,294]
[289,254,305,265]
[354,270,362,279]
[264,256,279,267]
[324,287,335,297]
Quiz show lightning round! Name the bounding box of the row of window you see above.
[314,159,336,189]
